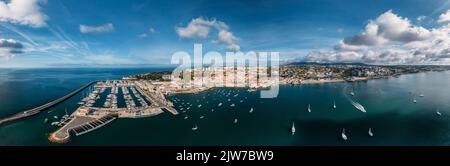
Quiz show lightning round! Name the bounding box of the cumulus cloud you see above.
[438,10,450,23]
[342,10,430,47]
[0,0,48,27]
[299,10,450,65]
[176,17,240,51]
[80,23,114,33]
[0,38,24,58]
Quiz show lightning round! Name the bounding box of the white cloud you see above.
[417,16,426,22]
[176,17,240,51]
[0,38,24,58]
[342,10,430,47]
[0,0,48,27]
[297,10,450,65]
[80,23,114,33]
[137,27,156,38]
[438,10,450,23]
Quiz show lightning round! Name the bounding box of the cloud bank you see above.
[176,17,240,51]
[0,0,48,27]
[299,10,450,65]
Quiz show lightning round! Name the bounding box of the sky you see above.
[1,0,450,67]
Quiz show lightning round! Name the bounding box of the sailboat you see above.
[341,128,348,140]
[234,118,238,124]
[192,124,198,131]
[200,115,205,119]
[230,104,235,107]
[62,107,69,119]
[249,108,254,113]
[350,91,355,96]
[291,122,296,135]
[218,103,223,107]
[184,115,188,119]
[437,108,442,116]
[333,101,336,109]
[419,93,425,97]
[368,128,374,137]
[198,104,202,108]
[413,98,417,103]
[44,118,49,123]
[211,109,215,112]
[307,104,311,112]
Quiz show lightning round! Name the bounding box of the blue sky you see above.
[1,0,450,67]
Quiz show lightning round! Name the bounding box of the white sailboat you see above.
[291,122,296,135]
[218,103,223,107]
[307,104,311,112]
[413,98,417,103]
[230,104,235,107]
[184,115,188,119]
[234,118,238,124]
[200,115,205,119]
[368,128,373,137]
[419,94,424,97]
[198,104,202,108]
[341,128,348,140]
[437,108,442,116]
[350,91,355,96]
[249,108,254,113]
[333,101,336,109]
[192,124,198,131]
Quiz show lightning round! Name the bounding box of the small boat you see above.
[53,116,58,119]
[198,104,202,108]
[62,115,69,119]
[249,108,254,113]
[192,124,198,131]
[211,109,215,112]
[368,128,374,137]
[51,122,59,126]
[413,99,417,103]
[437,109,442,116]
[350,91,355,96]
[351,100,366,113]
[200,115,205,119]
[341,128,348,140]
[333,101,336,109]
[218,103,223,107]
[184,115,188,119]
[234,118,238,124]
[230,104,235,107]
[291,122,296,135]
[419,94,424,97]
[240,100,243,103]
[44,118,49,123]
[228,99,231,102]
[307,104,311,112]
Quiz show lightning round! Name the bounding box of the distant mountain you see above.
[286,61,369,66]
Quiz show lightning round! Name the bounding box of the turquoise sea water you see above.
[1,68,450,146]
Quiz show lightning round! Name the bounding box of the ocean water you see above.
[1,68,450,146]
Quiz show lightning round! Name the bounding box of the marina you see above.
[49,80,178,143]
